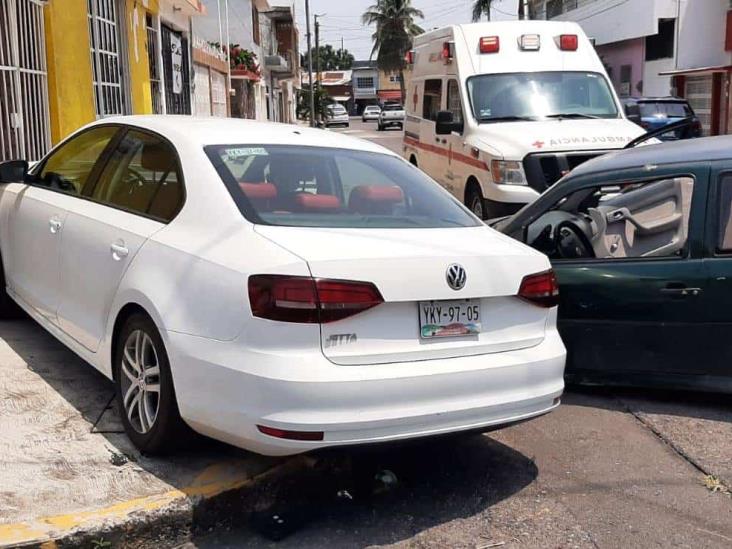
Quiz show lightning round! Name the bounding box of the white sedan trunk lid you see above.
[255,225,552,365]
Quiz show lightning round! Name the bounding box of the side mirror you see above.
[436,110,463,135]
[0,160,28,183]
[624,103,641,125]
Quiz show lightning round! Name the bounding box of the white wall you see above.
[555,0,677,45]
[676,0,731,70]
[643,58,674,96]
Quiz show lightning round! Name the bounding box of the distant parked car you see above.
[324,104,349,128]
[378,103,405,131]
[493,134,732,394]
[362,105,381,122]
[622,97,702,140]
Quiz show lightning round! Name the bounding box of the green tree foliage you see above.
[304,44,355,71]
[362,0,424,102]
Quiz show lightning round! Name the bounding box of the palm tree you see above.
[473,1,533,21]
[362,0,424,103]
[472,0,493,21]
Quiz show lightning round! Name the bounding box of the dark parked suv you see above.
[621,97,702,140]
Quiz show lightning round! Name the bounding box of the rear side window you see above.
[37,126,119,195]
[718,175,732,252]
[639,102,691,118]
[423,79,442,121]
[90,130,184,221]
[205,145,479,229]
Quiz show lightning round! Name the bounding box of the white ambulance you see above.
[403,21,646,218]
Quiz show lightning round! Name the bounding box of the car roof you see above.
[571,135,732,177]
[87,115,392,156]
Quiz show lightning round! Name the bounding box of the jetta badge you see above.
[446,264,466,291]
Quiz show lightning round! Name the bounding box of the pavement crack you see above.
[90,392,116,433]
[614,395,732,497]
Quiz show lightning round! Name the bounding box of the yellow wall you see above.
[44,0,158,144]
[44,0,95,144]
[125,0,158,115]
[378,68,412,92]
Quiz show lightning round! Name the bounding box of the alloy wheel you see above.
[120,329,161,434]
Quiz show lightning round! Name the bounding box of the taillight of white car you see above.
[248,275,384,323]
[518,270,559,308]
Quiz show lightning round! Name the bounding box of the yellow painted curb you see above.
[0,459,289,548]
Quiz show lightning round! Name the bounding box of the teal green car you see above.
[494,135,732,393]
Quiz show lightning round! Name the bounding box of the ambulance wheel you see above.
[466,183,485,219]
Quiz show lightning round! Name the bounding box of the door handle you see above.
[110,242,129,260]
[49,218,62,234]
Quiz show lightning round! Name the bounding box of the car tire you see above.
[466,185,486,220]
[115,313,191,455]
[0,253,20,319]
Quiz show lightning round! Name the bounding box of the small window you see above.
[37,126,119,195]
[91,130,184,221]
[526,177,694,260]
[422,79,442,121]
[446,79,463,127]
[646,19,675,61]
[717,175,732,252]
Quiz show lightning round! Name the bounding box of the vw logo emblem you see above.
[446,264,467,291]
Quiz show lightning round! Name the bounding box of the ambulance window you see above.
[423,79,443,121]
[447,80,463,126]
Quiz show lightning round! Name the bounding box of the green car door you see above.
[693,162,732,386]
[532,163,710,382]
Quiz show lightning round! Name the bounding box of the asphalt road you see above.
[184,119,732,549]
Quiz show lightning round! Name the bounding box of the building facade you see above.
[0,0,204,162]
[533,0,732,136]
[352,60,379,114]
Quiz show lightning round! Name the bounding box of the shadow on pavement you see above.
[567,384,732,423]
[197,433,538,548]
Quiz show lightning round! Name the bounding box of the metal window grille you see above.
[0,0,51,162]
[146,13,163,114]
[88,0,128,117]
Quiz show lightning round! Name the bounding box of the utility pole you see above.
[522,0,530,20]
[314,14,322,124]
[305,0,315,127]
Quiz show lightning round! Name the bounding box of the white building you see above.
[533,0,732,135]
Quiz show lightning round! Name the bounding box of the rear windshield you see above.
[639,101,691,118]
[383,104,403,111]
[328,105,346,113]
[205,145,480,229]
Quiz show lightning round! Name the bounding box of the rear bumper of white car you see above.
[168,328,565,456]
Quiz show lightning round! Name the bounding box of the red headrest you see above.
[240,182,277,201]
[291,193,341,212]
[349,185,404,213]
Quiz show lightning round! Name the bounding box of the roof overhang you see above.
[659,64,732,76]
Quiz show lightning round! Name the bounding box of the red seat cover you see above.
[349,185,404,213]
[239,182,277,200]
[291,193,341,212]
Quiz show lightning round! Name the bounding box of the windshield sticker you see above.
[226,147,268,160]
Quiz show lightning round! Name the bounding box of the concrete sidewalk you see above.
[0,319,296,548]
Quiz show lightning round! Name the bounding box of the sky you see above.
[269,0,519,61]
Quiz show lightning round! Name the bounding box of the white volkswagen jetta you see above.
[0,117,565,456]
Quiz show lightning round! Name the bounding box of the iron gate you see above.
[161,24,191,115]
[0,0,51,162]
[87,0,128,117]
